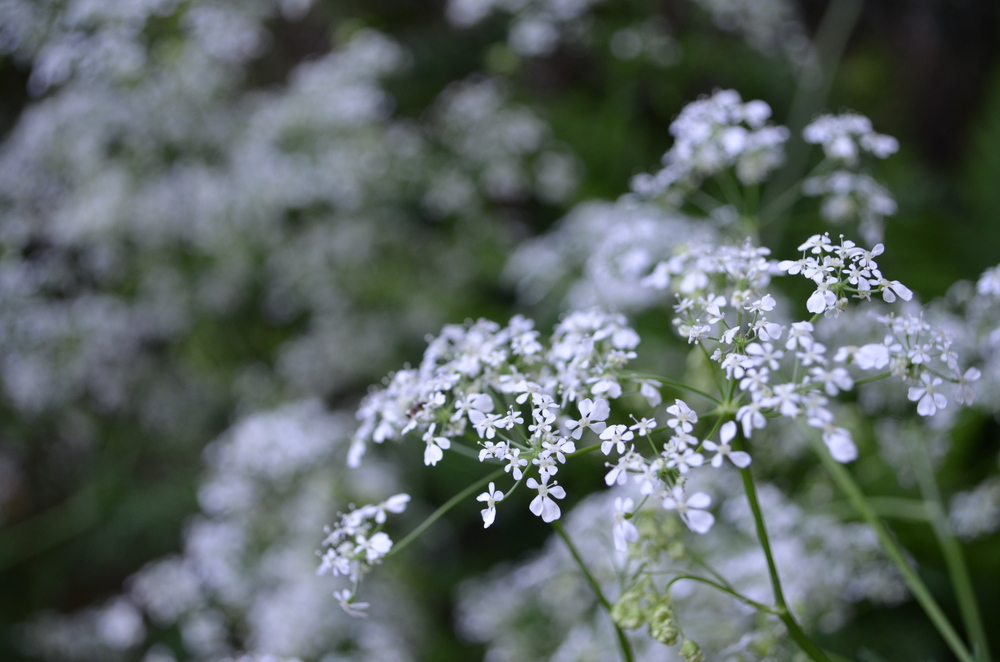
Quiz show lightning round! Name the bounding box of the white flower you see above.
[599,424,634,456]
[526,476,566,522]
[541,436,576,464]
[703,421,751,468]
[565,397,610,440]
[853,343,890,370]
[665,399,698,432]
[955,367,981,405]
[612,497,639,552]
[809,417,857,462]
[334,589,370,619]
[423,425,451,466]
[356,532,393,562]
[736,401,767,437]
[361,493,411,523]
[477,482,504,528]
[639,379,663,407]
[504,448,528,480]
[662,485,715,534]
[663,447,704,474]
[908,373,947,416]
[629,416,657,437]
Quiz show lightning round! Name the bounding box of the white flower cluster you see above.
[949,474,1000,541]
[803,113,899,166]
[638,230,968,462]
[802,171,897,244]
[317,494,410,612]
[19,402,423,661]
[800,113,899,242]
[631,90,790,201]
[446,0,605,57]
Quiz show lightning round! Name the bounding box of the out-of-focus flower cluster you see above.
[19,401,422,662]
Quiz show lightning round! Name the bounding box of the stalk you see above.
[810,434,974,662]
[908,439,991,661]
[388,468,504,557]
[552,521,635,662]
[736,446,831,662]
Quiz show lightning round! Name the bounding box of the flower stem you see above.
[388,468,505,558]
[908,439,991,661]
[552,520,635,662]
[810,434,975,662]
[666,573,777,615]
[735,436,830,662]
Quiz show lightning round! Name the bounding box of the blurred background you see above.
[0,0,998,660]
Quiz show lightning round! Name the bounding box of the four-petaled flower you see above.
[477,482,505,528]
[662,486,715,534]
[526,476,566,522]
[599,424,634,456]
[565,398,610,439]
[703,421,751,468]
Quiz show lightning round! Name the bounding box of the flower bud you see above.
[611,584,647,630]
[647,597,678,645]
[680,639,705,662]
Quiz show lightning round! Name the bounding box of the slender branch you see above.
[736,436,831,662]
[666,573,777,614]
[552,521,635,662]
[810,434,974,662]
[388,468,505,557]
[908,439,991,661]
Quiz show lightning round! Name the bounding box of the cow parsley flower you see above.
[477,482,505,528]
[527,476,566,523]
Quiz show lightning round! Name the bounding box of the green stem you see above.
[854,371,892,386]
[552,521,635,662]
[827,496,929,522]
[736,437,831,662]
[388,468,505,557]
[666,573,777,615]
[810,434,974,662]
[908,439,991,661]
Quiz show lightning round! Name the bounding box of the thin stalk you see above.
[908,440,991,661]
[827,496,929,522]
[388,468,504,557]
[552,521,635,662]
[810,434,974,662]
[666,573,777,614]
[735,437,831,662]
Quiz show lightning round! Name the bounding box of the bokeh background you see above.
[0,0,998,660]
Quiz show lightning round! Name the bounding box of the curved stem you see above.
[552,521,635,662]
[736,436,831,662]
[666,573,777,615]
[810,434,974,662]
[388,468,505,557]
[908,438,991,661]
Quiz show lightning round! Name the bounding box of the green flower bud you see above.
[610,585,647,630]
[680,639,705,662]
[647,598,678,646]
